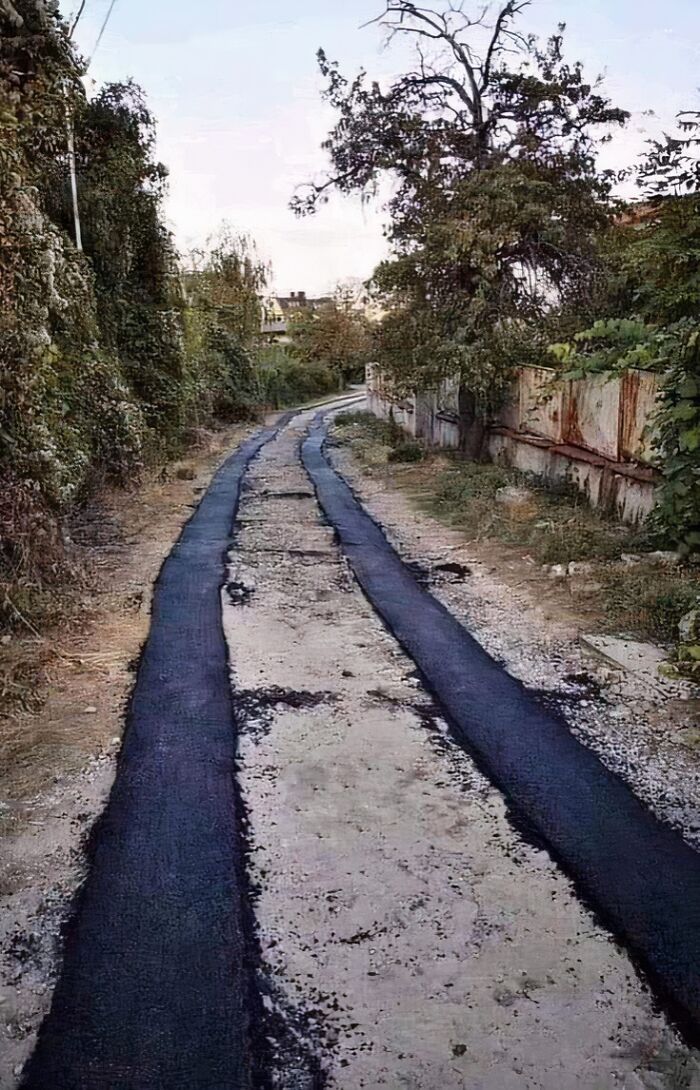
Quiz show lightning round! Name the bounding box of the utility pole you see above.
[66,104,83,251]
[65,1,86,251]
[65,0,119,253]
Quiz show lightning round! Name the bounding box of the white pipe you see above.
[66,107,83,252]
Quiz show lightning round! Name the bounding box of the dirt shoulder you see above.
[0,420,254,1087]
[329,417,700,854]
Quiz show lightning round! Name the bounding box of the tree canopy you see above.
[288,288,375,387]
[294,0,627,417]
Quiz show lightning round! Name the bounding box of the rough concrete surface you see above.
[329,433,700,854]
[0,753,114,1089]
[225,410,698,1088]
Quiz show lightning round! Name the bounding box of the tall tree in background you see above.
[183,229,268,421]
[294,0,627,452]
[288,287,375,388]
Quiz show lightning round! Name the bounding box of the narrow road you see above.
[226,407,696,1086]
[21,399,698,1088]
[20,399,359,1090]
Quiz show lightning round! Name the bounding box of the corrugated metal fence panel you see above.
[367,361,660,468]
[438,375,460,416]
[365,363,416,433]
[620,370,660,464]
[564,373,621,461]
[518,366,565,442]
[433,375,461,448]
[498,380,520,431]
[414,389,437,442]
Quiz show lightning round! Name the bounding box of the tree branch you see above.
[481,1,531,92]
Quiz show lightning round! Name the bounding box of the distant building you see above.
[260,284,384,341]
[260,295,287,339]
[260,290,331,341]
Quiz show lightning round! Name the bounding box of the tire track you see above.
[20,399,359,1090]
[301,409,700,1039]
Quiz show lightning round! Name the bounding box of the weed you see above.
[421,457,645,564]
[388,440,424,463]
[600,567,700,645]
[337,414,700,654]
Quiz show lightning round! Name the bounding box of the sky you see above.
[61,0,700,295]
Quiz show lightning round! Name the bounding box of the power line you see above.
[68,0,87,38]
[88,0,118,66]
[65,0,119,252]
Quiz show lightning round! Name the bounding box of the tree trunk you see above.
[458,388,487,460]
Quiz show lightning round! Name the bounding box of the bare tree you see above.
[292,1,627,445]
[366,0,530,144]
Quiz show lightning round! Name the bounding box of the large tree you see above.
[288,287,375,387]
[293,0,627,450]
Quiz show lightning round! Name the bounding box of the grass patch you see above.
[424,459,649,564]
[334,409,400,443]
[388,440,424,463]
[599,567,699,646]
[334,414,700,657]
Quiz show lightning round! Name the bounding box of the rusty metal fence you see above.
[504,366,659,465]
[365,363,661,523]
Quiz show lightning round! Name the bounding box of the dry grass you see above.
[0,420,253,803]
[333,414,700,650]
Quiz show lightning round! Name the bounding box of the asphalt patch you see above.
[302,411,700,1041]
[227,579,256,606]
[21,416,297,1090]
[235,687,337,743]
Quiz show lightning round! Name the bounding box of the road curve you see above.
[301,409,700,1037]
[20,397,361,1090]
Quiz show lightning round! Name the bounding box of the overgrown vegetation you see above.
[255,344,338,407]
[294,0,627,454]
[287,289,375,388]
[0,2,336,646]
[548,117,700,554]
[297,0,700,555]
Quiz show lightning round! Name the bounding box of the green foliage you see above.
[548,318,684,378]
[254,344,338,408]
[288,297,374,386]
[334,409,400,445]
[425,460,644,562]
[548,313,700,552]
[186,228,267,346]
[182,229,270,422]
[546,112,700,552]
[387,440,424,463]
[295,2,627,415]
[649,330,700,554]
[69,81,188,439]
[0,4,289,599]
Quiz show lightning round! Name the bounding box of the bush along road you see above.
[20,399,700,1089]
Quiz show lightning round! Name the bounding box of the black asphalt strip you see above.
[302,413,700,1035]
[21,416,300,1090]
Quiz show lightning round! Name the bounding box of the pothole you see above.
[234,687,338,743]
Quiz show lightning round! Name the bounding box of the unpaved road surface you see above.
[226,407,698,1087]
[6,399,700,1088]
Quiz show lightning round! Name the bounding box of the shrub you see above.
[254,345,337,407]
[388,440,424,463]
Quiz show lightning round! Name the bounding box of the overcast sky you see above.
[62,0,700,295]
